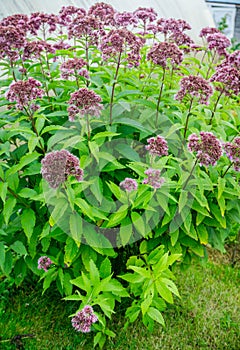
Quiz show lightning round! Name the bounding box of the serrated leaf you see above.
[0,181,8,203]
[0,242,5,270]
[218,178,226,199]
[147,307,165,326]
[69,214,82,247]
[106,205,128,227]
[197,225,208,245]
[64,237,79,266]
[21,208,36,241]
[89,259,100,284]
[178,190,188,213]
[3,197,16,224]
[99,257,111,278]
[131,212,145,236]
[155,280,173,303]
[141,296,152,315]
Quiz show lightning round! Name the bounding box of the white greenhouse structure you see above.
[0,0,215,41]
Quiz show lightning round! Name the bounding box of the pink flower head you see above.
[226,50,240,69]
[67,88,103,121]
[58,6,86,26]
[134,7,157,24]
[146,135,168,157]
[71,305,98,333]
[157,18,191,36]
[147,42,183,68]
[210,64,240,96]
[188,132,222,166]
[224,137,240,172]
[0,14,29,34]
[0,24,26,61]
[37,256,53,272]
[100,28,143,67]
[199,27,220,38]
[206,32,231,55]
[41,150,84,188]
[22,40,55,60]
[175,75,213,104]
[169,32,194,52]
[88,2,116,25]
[114,12,138,27]
[60,58,88,80]
[68,14,100,44]
[5,78,44,111]
[28,12,58,35]
[120,178,138,192]
[143,168,165,189]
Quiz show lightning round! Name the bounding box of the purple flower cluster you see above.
[206,32,231,56]
[60,58,89,80]
[100,28,143,66]
[0,14,29,34]
[5,78,44,111]
[146,135,168,157]
[68,14,100,45]
[226,50,240,69]
[72,305,98,333]
[147,42,183,68]
[58,6,86,26]
[143,169,165,189]
[88,2,116,25]
[67,88,103,121]
[37,256,53,272]
[175,75,213,104]
[169,32,194,52]
[0,24,26,61]
[114,12,138,27]
[210,64,240,96]
[23,40,55,60]
[199,27,220,38]
[156,18,191,36]
[120,178,138,192]
[41,150,84,188]
[188,132,222,166]
[134,7,157,24]
[224,137,240,172]
[28,12,58,36]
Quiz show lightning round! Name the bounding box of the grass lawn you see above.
[0,250,239,350]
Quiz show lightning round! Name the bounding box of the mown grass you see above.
[0,257,239,350]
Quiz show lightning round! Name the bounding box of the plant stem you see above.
[221,161,233,178]
[182,158,198,190]
[183,98,194,138]
[209,91,223,125]
[0,177,30,208]
[86,114,91,140]
[155,67,166,129]
[109,52,122,125]
[24,107,45,154]
[205,49,217,80]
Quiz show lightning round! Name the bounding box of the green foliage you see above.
[0,3,239,348]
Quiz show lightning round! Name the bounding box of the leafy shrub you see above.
[0,3,239,348]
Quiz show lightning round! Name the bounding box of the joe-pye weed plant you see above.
[0,3,239,348]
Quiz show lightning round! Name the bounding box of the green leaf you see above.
[0,241,5,270]
[178,190,188,213]
[155,280,173,303]
[210,203,226,228]
[106,205,128,227]
[89,259,100,285]
[92,131,120,140]
[64,237,79,266]
[107,181,122,200]
[3,250,13,275]
[6,152,40,176]
[69,213,82,247]
[3,197,16,224]
[131,212,145,236]
[21,208,36,242]
[119,273,145,284]
[99,258,112,278]
[0,181,8,203]
[28,135,39,153]
[128,265,151,278]
[217,178,226,199]
[10,241,27,255]
[141,296,152,315]
[159,277,180,297]
[50,198,69,226]
[18,188,38,198]
[147,307,165,326]
[197,225,208,245]
[170,229,179,246]
[83,226,115,256]
[75,198,95,221]
[120,218,133,246]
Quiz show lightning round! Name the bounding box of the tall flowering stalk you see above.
[100,28,143,124]
[147,42,183,128]
[175,75,213,137]
[183,132,222,189]
[67,88,103,139]
[223,137,240,176]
